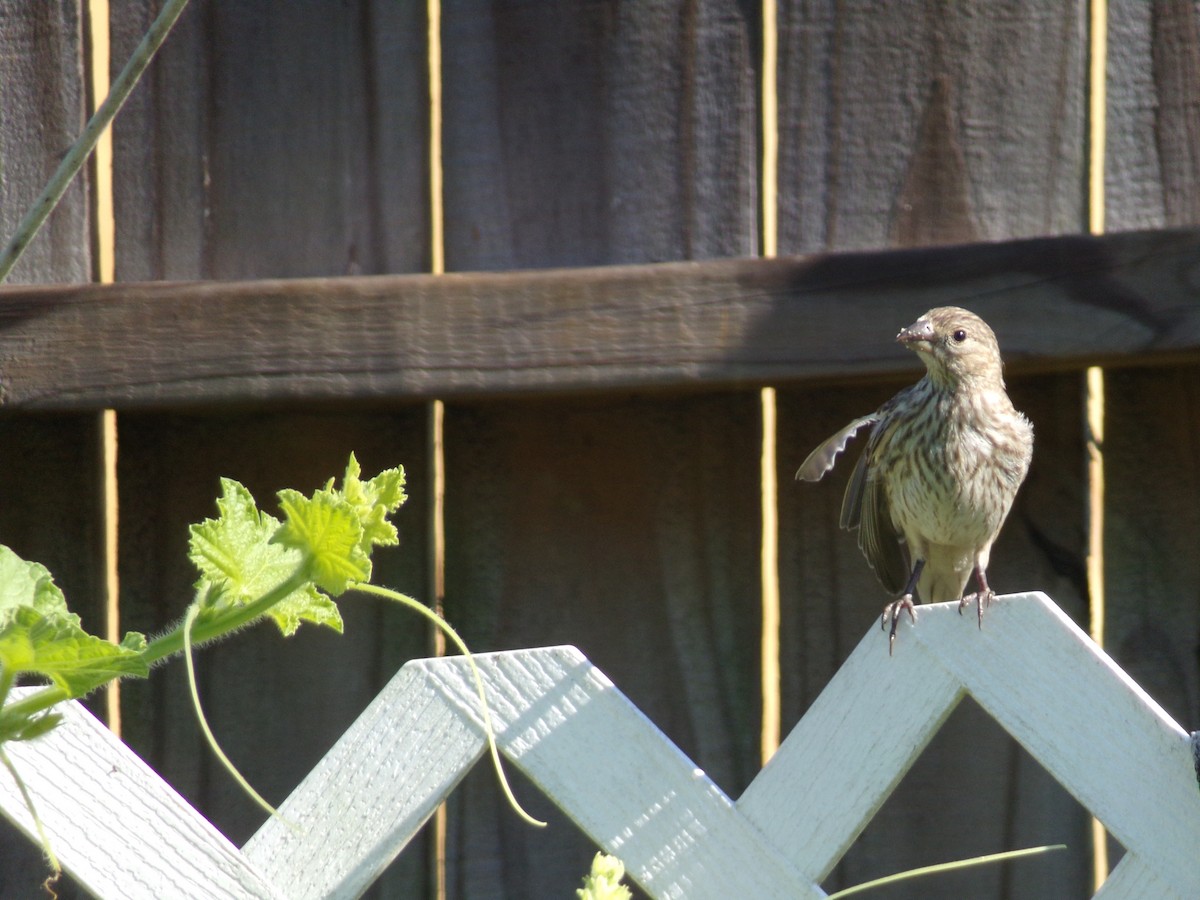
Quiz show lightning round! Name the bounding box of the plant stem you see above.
[141,567,312,665]
[0,686,68,724]
[0,567,310,725]
[0,668,14,711]
[826,844,1067,898]
[0,0,192,283]
[349,581,546,828]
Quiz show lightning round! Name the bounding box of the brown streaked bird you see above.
[796,307,1033,652]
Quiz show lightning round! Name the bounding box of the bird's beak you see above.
[896,318,936,349]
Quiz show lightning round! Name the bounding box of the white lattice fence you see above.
[1,592,1197,899]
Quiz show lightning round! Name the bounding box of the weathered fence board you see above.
[1106,0,1200,230]
[0,2,1193,896]
[0,3,92,285]
[439,391,763,897]
[1101,366,1200,732]
[439,3,760,892]
[776,1,1086,252]
[441,0,759,270]
[111,0,431,282]
[0,229,1198,409]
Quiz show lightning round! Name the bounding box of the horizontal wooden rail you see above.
[0,228,1198,410]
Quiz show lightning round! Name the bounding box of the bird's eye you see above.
[951,329,967,343]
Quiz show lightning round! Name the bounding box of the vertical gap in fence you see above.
[759,0,781,765]
[426,0,448,897]
[1086,0,1109,889]
[87,0,123,737]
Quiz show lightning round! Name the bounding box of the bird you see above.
[796,307,1033,653]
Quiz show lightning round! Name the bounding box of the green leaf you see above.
[340,453,407,552]
[577,853,633,900]
[0,546,148,696]
[0,607,149,695]
[189,478,344,636]
[275,488,369,595]
[267,583,342,637]
[121,631,148,653]
[189,479,295,602]
[0,547,68,622]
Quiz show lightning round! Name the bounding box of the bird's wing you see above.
[856,472,909,595]
[840,416,910,594]
[795,414,879,482]
[839,447,869,530]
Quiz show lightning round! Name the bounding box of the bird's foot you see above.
[881,595,917,655]
[958,590,995,629]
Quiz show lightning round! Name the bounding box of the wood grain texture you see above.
[772,32,1092,891]
[247,646,814,900]
[0,2,1178,896]
[438,3,759,892]
[0,2,92,284]
[440,393,762,897]
[1101,366,1200,733]
[110,0,430,280]
[1,228,1199,409]
[6,616,1192,898]
[907,596,1200,898]
[741,590,1200,897]
[1107,0,1200,229]
[776,0,1087,252]
[441,0,759,269]
[2,690,282,900]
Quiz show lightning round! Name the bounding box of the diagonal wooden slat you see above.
[905,594,1200,897]
[244,647,816,900]
[240,658,488,898]
[0,690,281,899]
[1093,854,1188,900]
[0,228,1198,410]
[735,615,964,883]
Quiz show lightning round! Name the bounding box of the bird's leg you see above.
[882,559,924,655]
[957,567,995,629]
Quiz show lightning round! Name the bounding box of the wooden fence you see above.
[0,2,1198,897]
[2,594,1197,898]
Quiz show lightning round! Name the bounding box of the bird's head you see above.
[896,307,1005,389]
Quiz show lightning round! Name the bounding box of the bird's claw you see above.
[958,590,995,629]
[882,595,917,655]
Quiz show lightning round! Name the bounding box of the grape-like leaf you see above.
[0,546,148,697]
[0,547,68,622]
[0,607,149,695]
[340,454,407,552]
[189,478,344,635]
[268,583,343,637]
[275,488,370,596]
